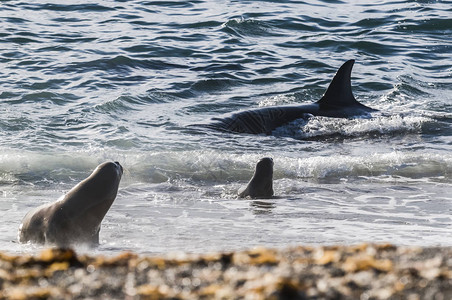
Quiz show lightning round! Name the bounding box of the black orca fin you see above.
[317,59,361,107]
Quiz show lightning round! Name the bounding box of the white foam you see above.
[257,94,297,107]
[277,151,452,181]
[1,148,451,187]
[273,114,431,139]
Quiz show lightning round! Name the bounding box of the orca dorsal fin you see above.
[317,59,358,107]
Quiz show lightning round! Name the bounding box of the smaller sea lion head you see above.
[239,157,274,199]
[255,157,273,178]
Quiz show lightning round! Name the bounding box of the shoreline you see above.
[1,244,451,299]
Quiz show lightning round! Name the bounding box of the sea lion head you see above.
[77,161,123,201]
[239,157,274,199]
[255,157,273,178]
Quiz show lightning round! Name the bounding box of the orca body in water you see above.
[207,60,377,134]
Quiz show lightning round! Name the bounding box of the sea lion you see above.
[18,161,123,247]
[206,59,378,134]
[239,157,274,198]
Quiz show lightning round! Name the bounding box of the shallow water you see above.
[0,0,451,254]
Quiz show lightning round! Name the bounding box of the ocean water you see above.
[0,0,451,255]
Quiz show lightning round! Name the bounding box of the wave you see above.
[58,55,187,74]
[21,3,115,12]
[93,92,175,114]
[1,148,450,187]
[221,18,281,38]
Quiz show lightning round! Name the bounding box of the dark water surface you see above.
[0,0,451,254]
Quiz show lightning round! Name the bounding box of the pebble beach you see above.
[1,244,451,299]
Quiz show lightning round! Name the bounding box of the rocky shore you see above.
[1,244,451,299]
